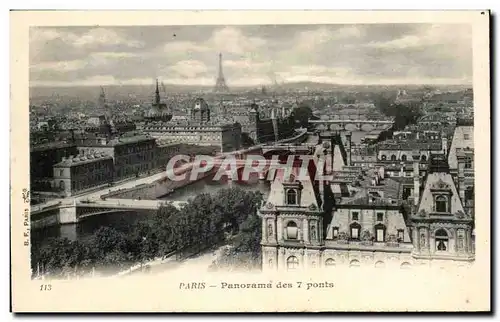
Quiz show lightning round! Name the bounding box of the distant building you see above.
[447,119,474,216]
[53,152,114,197]
[143,97,242,153]
[76,133,157,182]
[30,141,78,192]
[143,79,173,123]
[377,140,445,163]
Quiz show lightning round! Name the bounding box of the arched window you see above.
[59,169,64,177]
[375,261,385,268]
[325,258,335,267]
[435,229,449,252]
[268,259,273,268]
[421,155,427,162]
[286,256,299,270]
[400,262,412,269]
[401,154,407,161]
[391,155,397,161]
[286,221,298,240]
[59,180,65,191]
[349,259,360,268]
[286,189,297,205]
[435,195,448,213]
[381,155,387,161]
[310,225,317,240]
[311,261,317,268]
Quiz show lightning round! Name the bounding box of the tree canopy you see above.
[31,188,265,279]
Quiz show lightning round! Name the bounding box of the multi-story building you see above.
[30,141,78,192]
[143,97,242,152]
[259,148,474,272]
[52,152,114,197]
[377,139,445,163]
[76,133,157,182]
[410,154,475,263]
[447,119,474,216]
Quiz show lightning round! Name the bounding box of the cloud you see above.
[163,60,209,78]
[208,27,266,55]
[295,26,363,51]
[30,27,145,63]
[163,41,209,53]
[72,28,144,48]
[365,24,471,49]
[30,60,88,72]
[29,24,473,87]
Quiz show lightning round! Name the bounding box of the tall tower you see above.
[154,79,161,105]
[98,87,106,109]
[214,53,229,93]
[98,87,110,120]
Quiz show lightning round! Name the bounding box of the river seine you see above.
[31,130,369,248]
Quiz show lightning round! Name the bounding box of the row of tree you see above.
[31,188,265,279]
[372,94,424,143]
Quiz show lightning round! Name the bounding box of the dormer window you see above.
[332,227,339,238]
[376,212,384,222]
[350,222,361,240]
[464,157,472,169]
[352,212,359,221]
[397,229,404,242]
[286,189,297,205]
[435,195,448,213]
[435,229,449,252]
[286,221,298,240]
[374,223,386,242]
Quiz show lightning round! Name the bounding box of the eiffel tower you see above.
[213,53,229,93]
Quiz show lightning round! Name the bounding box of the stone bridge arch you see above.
[360,123,375,132]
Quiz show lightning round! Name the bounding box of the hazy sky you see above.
[29,24,472,87]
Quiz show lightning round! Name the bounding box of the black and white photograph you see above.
[10,10,490,312]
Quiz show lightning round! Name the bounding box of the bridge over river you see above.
[30,129,310,230]
[309,119,393,132]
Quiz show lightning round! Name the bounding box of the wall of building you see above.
[30,144,78,191]
[327,207,411,243]
[53,157,114,197]
[113,139,157,181]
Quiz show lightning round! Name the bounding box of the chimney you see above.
[441,135,448,156]
[318,149,326,210]
[413,160,420,206]
[345,132,352,166]
[378,166,385,179]
[457,153,466,203]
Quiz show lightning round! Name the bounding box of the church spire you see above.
[154,79,161,105]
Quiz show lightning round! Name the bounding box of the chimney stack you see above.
[441,134,448,157]
[345,132,352,166]
[457,152,466,203]
[413,158,420,206]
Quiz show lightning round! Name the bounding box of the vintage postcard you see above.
[11,10,490,312]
